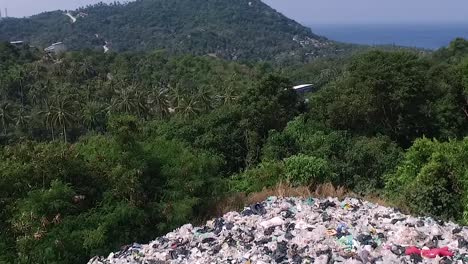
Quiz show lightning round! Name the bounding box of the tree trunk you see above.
[2,119,6,135]
[51,125,55,141]
[63,121,67,142]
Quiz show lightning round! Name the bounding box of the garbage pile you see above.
[88,197,468,264]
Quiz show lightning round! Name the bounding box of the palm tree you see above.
[51,61,68,78]
[40,100,56,140]
[216,74,239,106]
[109,85,148,117]
[50,97,76,142]
[110,87,136,115]
[29,81,51,106]
[176,95,202,117]
[222,85,239,105]
[27,61,45,80]
[14,106,30,131]
[168,83,184,112]
[81,101,105,131]
[147,86,170,119]
[196,88,213,112]
[78,59,95,78]
[10,67,26,106]
[0,101,15,135]
[133,88,149,118]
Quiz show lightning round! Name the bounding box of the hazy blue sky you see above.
[0,0,467,24]
[264,0,468,24]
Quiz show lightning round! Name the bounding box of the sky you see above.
[263,0,468,24]
[0,0,468,25]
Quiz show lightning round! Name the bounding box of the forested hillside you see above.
[0,0,351,63]
[0,37,467,263]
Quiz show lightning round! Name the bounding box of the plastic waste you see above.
[337,235,354,251]
[88,197,468,264]
[304,197,314,206]
[405,246,454,258]
[260,217,284,229]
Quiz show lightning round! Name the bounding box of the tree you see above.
[311,50,465,145]
[11,180,77,260]
[81,101,106,131]
[14,105,31,132]
[0,101,15,135]
[50,96,77,142]
[459,58,468,119]
[216,73,240,106]
[109,86,148,118]
[41,100,56,140]
[385,138,468,221]
[176,96,202,117]
[284,154,332,187]
[196,88,213,112]
[147,86,170,119]
[239,75,300,166]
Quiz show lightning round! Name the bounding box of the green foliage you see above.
[230,162,285,193]
[240,75,301,166]
[0,116,224,263]
[261,116,403,193]
[12,181,75,263]
[433,38,468,63]
[15,200,147,264]
[284,154,332,186]
[148,106,247,174]
[143,137,223,231]
[385,138,468,221]
[0,33,467,262]
[146,75,302,173]
[0,44,261,144]
[283,57,349,89]
[459,58,468,121]
[342,136,403,193]
[311,50,467,145]
[0,0,348,63]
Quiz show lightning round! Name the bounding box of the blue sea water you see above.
[310,24,468,50]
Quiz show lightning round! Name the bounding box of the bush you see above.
[284,154,333,187]
[309,50,466,145]
[342,136,403,194]
[261,130,299,161]
[385,137,468,221]
[262,117,402,193]
[230,162,285,193]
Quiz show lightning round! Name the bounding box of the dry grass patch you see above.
[198,182,398,225]
[312,183,348,199]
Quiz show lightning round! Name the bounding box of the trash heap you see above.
[89,197,468,264]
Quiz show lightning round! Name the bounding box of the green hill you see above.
[0,0,347,62]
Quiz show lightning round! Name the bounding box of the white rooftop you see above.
[293,84,314,90]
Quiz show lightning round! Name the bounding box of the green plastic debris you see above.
[266,196,277,203]
[373,237,382,247]
[305,197,314,206]
[336,235,354,251]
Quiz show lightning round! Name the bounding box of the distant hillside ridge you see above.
[0,0,348,62]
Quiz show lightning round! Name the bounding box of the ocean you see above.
[310,23,468,50]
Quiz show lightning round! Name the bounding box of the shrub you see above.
[385,137,468,221]
[342,136,403,194]
[230,162,285,193]
[284,154,333,187]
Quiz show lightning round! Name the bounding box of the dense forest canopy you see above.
[0,37,466,263]
[0,0,356,63]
